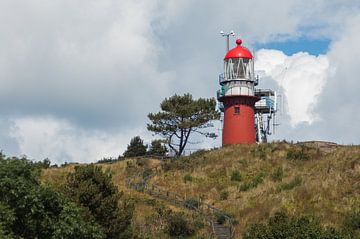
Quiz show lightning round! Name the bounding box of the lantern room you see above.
[218,39,257,99]
[223,39,254,82]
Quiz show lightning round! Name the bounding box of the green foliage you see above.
[243,211,350,239]
[286,145,310,161]
[220,191,229,200]
[147,93,220,156]
[65,164,133,239]
[0,156,105,239]
[123,136,147,158]
[0,202,15,238]
[52,201,106,239]
[277,176,302,192]
[34,158,51,169]
[148,139,168,156]
[230,170,242,182]
[184,198,200,210]
[183,173,193,183]
[239,172,265,192]
[271,167,284,182]
[215,212,233,225]
[165,211,194,237]
[343,209,360,232]
[142,168,153,179]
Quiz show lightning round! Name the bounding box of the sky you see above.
[0,0,360,164]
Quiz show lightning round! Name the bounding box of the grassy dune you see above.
[42,142,360,238]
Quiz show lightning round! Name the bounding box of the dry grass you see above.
[42,142,360,238]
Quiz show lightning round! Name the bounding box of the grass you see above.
[41,142,360,238]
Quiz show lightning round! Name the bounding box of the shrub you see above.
[230,170,242,182]
[220,191,229,200]
[286,145,310,161]
[142,168,153,179]
[123,136,147,158]
[343,209,360,232]
[215,212,233,225]
[277,176,302,192]
[148,139,168,156]
[271,167,284,182]
[239,172,265,192]
[184,198,200,210]
[65,164,133,239]
[243,211,348,239]
[183,174,193,183]
[0,156,105,239]
[165,212,194,237]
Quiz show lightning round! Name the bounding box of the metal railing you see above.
[125,159,235,238]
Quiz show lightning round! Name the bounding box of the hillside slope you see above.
[42,142,360,238]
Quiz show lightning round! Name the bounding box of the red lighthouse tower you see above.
[217,39,259,145]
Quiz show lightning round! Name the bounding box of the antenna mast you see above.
[220,30,235,52]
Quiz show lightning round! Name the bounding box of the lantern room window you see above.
[224,58,253,80]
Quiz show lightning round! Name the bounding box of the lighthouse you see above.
[217,38,259,145]
[217,37,278,145]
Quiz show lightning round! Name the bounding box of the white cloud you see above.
[9,116,151,164]
[1,0,360,162]
[0,0,175,128]
[255,50,329,126]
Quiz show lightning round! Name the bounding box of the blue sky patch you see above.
[255,38,331,56]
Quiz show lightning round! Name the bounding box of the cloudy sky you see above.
[0,0,359,164]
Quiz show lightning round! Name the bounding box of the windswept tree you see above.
[147,93,220,156]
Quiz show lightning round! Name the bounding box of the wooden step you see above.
[212,221,231,239]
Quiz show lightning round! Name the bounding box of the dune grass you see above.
[42,142,360,238]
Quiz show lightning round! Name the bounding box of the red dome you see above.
[224,39,253,59]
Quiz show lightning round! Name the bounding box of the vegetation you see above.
[183,173,193,183]
[220,190,229,200]
[147,93,220,156]
[40,142,360,238]
[123,136,147,158]
[148,139,168,156]
[230,170,242,181]
[277,176,302,192]
[270,166,284,182]
[0,155,104,239]
[165,211,195,237]
[239,172,265,192]
[65,164,133,239]
[184,198,200,209]
[243,211,351,239]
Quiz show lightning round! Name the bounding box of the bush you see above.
[215,212,233,225]
[343,209,360,232]
[286,145,310,161]
[230,170,242,181]
[65,164,133,239]
[123,136,147,158]
[142,168,153,179]
[243,211,348,239]
[165,212,194,237]
[0,156,105,239]
[220,191,229,200]
[271,167,284,182]
[277,176,302,192]
[184,198,200,210]
[183,174,193,183]
[239,172,265,192]
[148,139,168,156]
